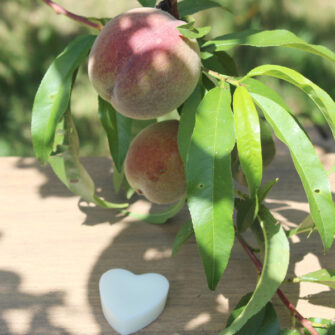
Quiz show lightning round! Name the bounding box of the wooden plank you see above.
[0,145,334,334]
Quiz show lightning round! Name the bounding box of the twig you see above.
[156,0,179,19]
[168,0,179,19]
[40,0,103,31]
[236,234,320,335]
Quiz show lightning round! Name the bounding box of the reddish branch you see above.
[156,0,179,19]
[236,234,320,335]
[168,0,179,19]
[40,0,103,30]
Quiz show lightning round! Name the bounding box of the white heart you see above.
[99,268,170,335]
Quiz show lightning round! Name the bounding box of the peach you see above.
[88,7,201,120]
[124,120,186,204]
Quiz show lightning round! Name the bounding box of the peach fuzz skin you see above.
[88,7,201,120]
[124,120,186,204]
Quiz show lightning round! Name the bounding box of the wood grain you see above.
[0,138,334,334]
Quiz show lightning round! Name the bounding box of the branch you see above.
[168,0,179,19]
[236,234,320,335]
[40,0,103,31]
[156,0,179,19]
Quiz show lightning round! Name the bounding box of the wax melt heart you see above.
[99,269,170,335]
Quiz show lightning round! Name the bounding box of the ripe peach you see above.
[88,7,201,120]
[124,120,186,204]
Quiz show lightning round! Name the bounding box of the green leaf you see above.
[172,220,194,256]
[178,84,204,165]
[231,118,275,187]
[202,29,335,65]
[244,64,335,139]
[244,78,335,251]
[98,97,132,172]
[258,178,279,203]
[235,178,278,233]
[233,86,262,198]
[49,111,128,209]
[278,330,300,335]
[235,197,257,233]
[131,119,156,138]
[201,50,239,76]
[260,118,276,168]
[137,0,156,7]
[226,293,280,335]
[221,206,289,335]
[296,269,335,289]
[186,85,235,290]
[32,35,96,163]
[122,198,185,224]
[304,318,335,335]
[178,0,232,17]
[288,215,315,237]
[178,23,211,39]
[250,219,265,254]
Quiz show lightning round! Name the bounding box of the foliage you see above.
[31,0,335,334]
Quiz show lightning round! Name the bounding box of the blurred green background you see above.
[1,0,335,157]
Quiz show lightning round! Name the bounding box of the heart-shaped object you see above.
[99,268,170,335]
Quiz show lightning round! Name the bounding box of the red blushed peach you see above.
[88,7,201,120]
[124,120,186,204]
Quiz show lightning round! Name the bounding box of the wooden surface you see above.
[0,138,335,334]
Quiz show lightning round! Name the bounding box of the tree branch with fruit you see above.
[32,1,335,334]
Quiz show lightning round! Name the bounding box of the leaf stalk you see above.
[202,67,243,87]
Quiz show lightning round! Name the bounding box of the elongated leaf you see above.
[258,178,278,203]
[178,0,231,17]
[122,198,185,224]
[202,29,335,65]
[178,24,211,39]
[260,118,276,168]
[221,206,289,335]
[288,215,315,237]
[245,64,335,138]
[186,85,235,290]
[137,0,156,7]
[243,78,335,251]
[32,35,96,163]
[172,220,194,256]
[201,50,239,76]
[235,197,257,233]
[178,84,204,165]
[49,111,128,209]
[235,178,278,233]
[295,269,335,289]
[226,293,280,335]
[233,86,262,197]
[98,97,132,172]
[233,118,275,183]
